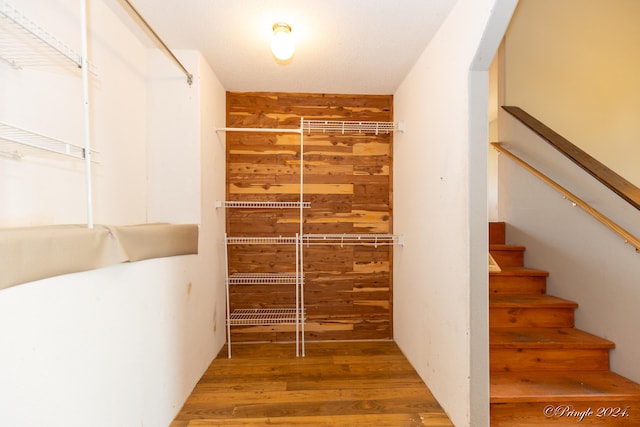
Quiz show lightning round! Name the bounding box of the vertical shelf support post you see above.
[224,233,232,358]
[299,118,305,356]
[79,0,93,228]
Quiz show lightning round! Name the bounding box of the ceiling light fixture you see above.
[271,22,294,61]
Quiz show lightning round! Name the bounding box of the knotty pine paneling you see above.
[225,92,393,342]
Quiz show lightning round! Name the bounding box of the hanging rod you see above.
[121,0,193,85]
[216,127,302,134]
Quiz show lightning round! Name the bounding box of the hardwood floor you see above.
[170,340,453,427]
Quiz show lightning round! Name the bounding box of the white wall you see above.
[498,112,640,384]
[504,0,640,187]
[147,51,200,224]
[0,256,198,426]
[146,47,228,415]
[196,52,228,375]
[499,0,640,384]
[487,45,501,221]
[393,1,516,426]
[0,1,227,426]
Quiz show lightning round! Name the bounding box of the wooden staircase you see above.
[489,222,640,426]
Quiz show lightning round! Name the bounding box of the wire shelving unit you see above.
[303,120,401,135]
[218,118,404,358]
[1,1,98,227]
[224,233,304,358]
[0,0,97,73]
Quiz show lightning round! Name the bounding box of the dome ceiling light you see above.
[271,22,295,62]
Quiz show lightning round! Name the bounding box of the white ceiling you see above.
[113,0,458,94]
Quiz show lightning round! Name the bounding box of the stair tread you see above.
[487,222,640,411]
[490,328,615,349]
[490,266,548,277]
[491,371,640,403]
[490,294,578,308]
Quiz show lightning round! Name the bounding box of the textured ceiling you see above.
[112,0,458,94]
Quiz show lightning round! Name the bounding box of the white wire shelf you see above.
[302,233,403,247]
[0,121,98,161]
[226,236,299,245]
[227,308,305,326]
[303,120,402,135]
[0,0,97,74]
[228,273,303,285]
[216,201,310,209]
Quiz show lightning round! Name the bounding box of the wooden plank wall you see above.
[225,92,393,342]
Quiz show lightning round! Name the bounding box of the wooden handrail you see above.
[502,106,640,211]
[491,143,640,253]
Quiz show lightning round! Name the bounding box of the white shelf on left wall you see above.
[0,0,97,73]
[0,121,98,161]
[1,0,97,227]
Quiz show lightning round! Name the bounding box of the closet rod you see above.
[216,127,302,134]
[121,0,193,85]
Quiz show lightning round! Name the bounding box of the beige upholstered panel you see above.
[0,223,198,290]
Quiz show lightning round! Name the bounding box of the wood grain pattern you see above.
[170,341,453,427]
[225,92,394,342]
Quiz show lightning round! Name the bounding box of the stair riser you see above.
[489,222,640,426]
[491,401,640,426]
[490,308,574,328]
[490,250,524,267]
[489,222,506,245]
[491,348,610,372]
[490,275,546,295]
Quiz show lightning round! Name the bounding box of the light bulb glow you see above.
[271,23,294,61]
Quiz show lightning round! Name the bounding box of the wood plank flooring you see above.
[170,340,453,427]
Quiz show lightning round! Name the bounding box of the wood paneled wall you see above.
[226,92,393,342]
